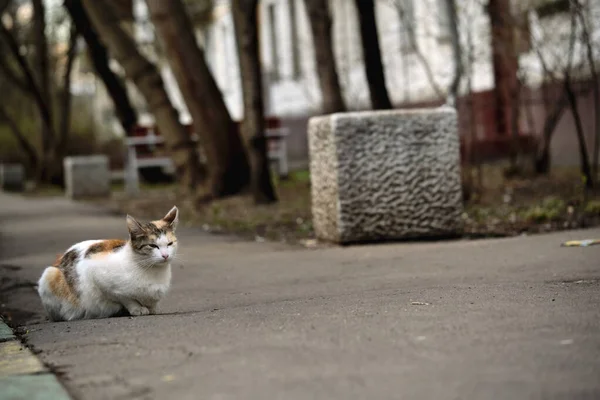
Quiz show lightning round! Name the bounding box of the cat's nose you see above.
[161,253,169,260]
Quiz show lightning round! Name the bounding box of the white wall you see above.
[204,0,499,118]
[84,0,600,136]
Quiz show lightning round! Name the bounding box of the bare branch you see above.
[57,24,79,156]
[575,0,600,183]
[389,0,445,99]
[0,20,52,129]
[445,0,463,106]
[563,1,593,188]
[0,51,30,93]
[0,105,38,169]
[63,0,138,135]
[0,0,9,14]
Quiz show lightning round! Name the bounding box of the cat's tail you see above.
[37,266,80,322]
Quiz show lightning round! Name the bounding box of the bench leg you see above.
[278,139,289,179]
[125,146,140,196]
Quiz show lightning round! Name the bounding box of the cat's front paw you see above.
[127,305,150,316]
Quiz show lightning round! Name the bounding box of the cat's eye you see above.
[147,244,159,249]
[167,242,174,246]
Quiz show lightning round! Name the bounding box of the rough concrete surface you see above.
[63,155,110,199]
[308,109,462,243]
[1,192,599,400]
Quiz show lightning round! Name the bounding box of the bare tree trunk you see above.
[534,90,569,174]
[0,19,51,128]
[0,105,38,170]
[445,0,462,106]
[81,0,202,191]
[57,25,78,158]
[32,0,55,180]
[487,0,518,137]
[64,0,138,136]
[304,0,346,114]
[354,0,392,110]
[577,2,599,185]
[0,6,54,181]
[508,75,522,172]
[232,0,277,204]
[565,81,593,189]
[391,0,444,99]
[146,0,250,198]
[564,4,593,189]
[531,34,567,174]
[466,20,481,194]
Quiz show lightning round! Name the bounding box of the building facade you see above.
[88,0,600,168]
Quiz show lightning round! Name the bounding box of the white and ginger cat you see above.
[37,206,179,321]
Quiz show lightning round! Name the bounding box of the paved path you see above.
[1,192,599,400]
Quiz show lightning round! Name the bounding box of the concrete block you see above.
[308,108,463,244]
[0,164,25,192]
[63,155,110,199]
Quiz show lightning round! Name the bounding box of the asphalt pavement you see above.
[1,192,599,400]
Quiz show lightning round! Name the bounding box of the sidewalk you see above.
[1,192,599,399]
[0,317,70,400]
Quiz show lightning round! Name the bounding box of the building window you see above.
[267,3,280,81]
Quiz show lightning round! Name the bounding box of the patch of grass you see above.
[584,200,600,216]
[520,197,566,223]
[83,164,600,244]
[193,175,313,242]
[107,172,313,243]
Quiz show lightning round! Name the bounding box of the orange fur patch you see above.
[47,267,79,306]
[52,253,62,267]
[165,231,176,242]
[85,239,126,258]
[152,220,167,229]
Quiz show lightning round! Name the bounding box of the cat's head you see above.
[126,206,179,264]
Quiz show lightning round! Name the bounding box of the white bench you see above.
[124,125,289,195]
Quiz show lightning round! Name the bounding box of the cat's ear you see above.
[126,215,144,238]
[162,206,179,230]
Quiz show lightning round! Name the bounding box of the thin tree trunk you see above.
[146,0,250,198]
[392,0,444,99]
[354,0,392,110]
[466,20,481,193]
[534,90,569,174]
[81,0,202,191]
[563,4,592,189]
[57,25,78,158]
[304,0,346,114]
[577,5,599,185]
[0,106,38,170]
[565,81,593,189]
[232,0,277,204]
[64,0,138,136]
[487,0,518,137]
[531,3,578,175]
[445,0,462,106]
[0,17,53,171]
[32,0,54,180]
[508,76,522,171]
